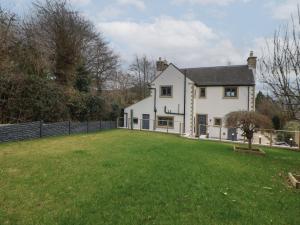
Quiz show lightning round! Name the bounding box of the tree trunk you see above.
[248,138,252,150]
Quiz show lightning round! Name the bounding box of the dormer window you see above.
[160,85,173,97]
[224,87,238,98]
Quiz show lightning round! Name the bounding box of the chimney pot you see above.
[247,51,257,70]
[156,57,169,73]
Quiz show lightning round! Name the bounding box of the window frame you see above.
[160,85,173,98]
[156,116,174,128]
[199,87,206,98]
[213,118,222,127]
[223,86,238,98]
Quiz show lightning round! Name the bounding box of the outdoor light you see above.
[290,138,293,147]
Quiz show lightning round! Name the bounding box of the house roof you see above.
[180,65,255,86]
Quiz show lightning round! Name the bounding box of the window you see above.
[133,118,138,124]
[157,116,174,128]
[214,118,222,126]
[224,87,238,98]
[199,87,206,98]
[160,86,172,97]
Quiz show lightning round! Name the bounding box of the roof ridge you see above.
[180,64,248,70]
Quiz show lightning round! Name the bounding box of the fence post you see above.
[40,120,43,138]
[87,120,89,133]
[117,117,119,128]
[69,120,71,135]
[298,131,300,150]
[179,123,182,135]
[219,126,221,141]
[270,131,273,147]
[167,120,169,133]
[140,119,142,130]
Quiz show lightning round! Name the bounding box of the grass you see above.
[0,129,300,225]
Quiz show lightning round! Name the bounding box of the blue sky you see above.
[2,0,299,68]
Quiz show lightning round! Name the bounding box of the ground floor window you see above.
[214,118,222,126]
[157,116,174,128]
[133,118,138,124]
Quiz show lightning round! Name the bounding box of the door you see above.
[198,114,207,136]
[227,128,237,141]
[142,114,150,130]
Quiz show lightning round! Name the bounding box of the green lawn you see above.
[0,130,300,225]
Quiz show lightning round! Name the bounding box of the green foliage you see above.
[255,91,265,108]
[0,130,300,225]
[0,74,69,123]
[272,115,281,130]
[74,63,91,93]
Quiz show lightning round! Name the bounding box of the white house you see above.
[124,52,256,140]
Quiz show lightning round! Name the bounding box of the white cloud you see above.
[98,17,246,67]
[268,0,299,20]
[172,0,250,6]
[117,0,146,10]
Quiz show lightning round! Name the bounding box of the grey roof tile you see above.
[180,65,255,86]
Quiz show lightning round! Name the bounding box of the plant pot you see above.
[233,145,266,156]
[288,172,300,189]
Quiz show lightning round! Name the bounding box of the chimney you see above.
[156,57,169,74]
[247,51,257,70]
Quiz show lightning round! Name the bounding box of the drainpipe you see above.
[183,70,187,134]
[247,86,250,111]
[149,87,157,130]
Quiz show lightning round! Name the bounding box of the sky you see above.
[2,0,299,69]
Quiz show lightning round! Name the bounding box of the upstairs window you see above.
[224,87,238,98]
[199,87,206,98]
[160,86,172,97]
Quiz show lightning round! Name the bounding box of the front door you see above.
[227,128,237,141]
[198,114,207,136]
[142,114,150,130]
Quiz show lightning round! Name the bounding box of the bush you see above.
[0,75,69,123]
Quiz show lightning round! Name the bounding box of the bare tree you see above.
[23,0,97,85]
[226,111,272,150]
[86,37,119,93]
[0,7,18,74]
[129,55,156,98]
[260,6,300,119]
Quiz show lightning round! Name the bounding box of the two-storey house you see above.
[124,51,256,139]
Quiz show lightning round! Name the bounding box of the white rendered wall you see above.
[193,86,255,139]
[124,64,194,134]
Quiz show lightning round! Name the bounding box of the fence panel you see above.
[0,122,40,142]
[70,122,87,134]
[88,121,100,132]
[42,121,69,137]
[0,120,116,143]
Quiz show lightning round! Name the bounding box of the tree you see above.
[86,38,119,93]
[74,63,91,92]
[129,55,156,99]
[260,5,300,119]
[225,111,272,150]
[23,0,97,86]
